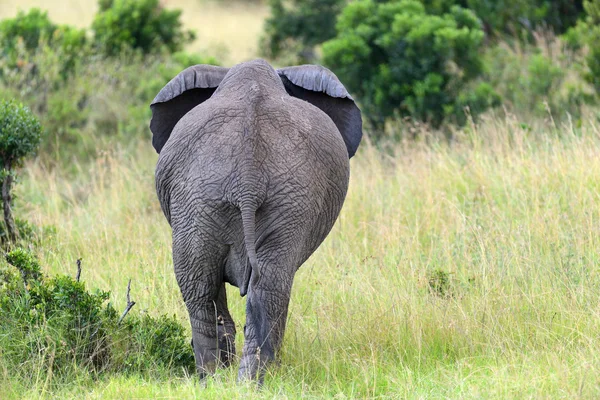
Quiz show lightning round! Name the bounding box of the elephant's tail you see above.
[239,86,263,297]
[239,200,259,297]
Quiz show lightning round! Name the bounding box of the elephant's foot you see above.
[237,341,272,385]
[190,320,219,378]
[237,287,285,384]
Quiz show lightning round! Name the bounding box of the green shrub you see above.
[121,314,194,372]
[0,100,42,243]
[0,248,195,383]
[323,0,496,134]
[0,9,87,77]
[0,9,57,52]
[481,39,591,120]
[422,0,584,38]
[260,0,346,62]
[0,218,37,246]
[0,99,42,169]
[427,269,452,298]
[92,0,196,56]
[565,0,600,94]
[5,248,42,284]
[0,46,219,162]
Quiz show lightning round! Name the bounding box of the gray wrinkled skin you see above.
[151,59,361,383]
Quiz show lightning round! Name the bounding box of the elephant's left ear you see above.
[150,65,230,153]
[277,65,362,158]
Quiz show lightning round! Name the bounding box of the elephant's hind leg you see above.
[172,231,228,378]
[216,282,236,367]
[238,272,294,384]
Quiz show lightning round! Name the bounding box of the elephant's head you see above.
[149,59,362,158]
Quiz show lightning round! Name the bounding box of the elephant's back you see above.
[258,94,349,175]
[158,92,350,205]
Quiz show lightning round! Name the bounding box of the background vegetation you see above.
[1,0,599,398]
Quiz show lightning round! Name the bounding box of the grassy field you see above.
[0,0,268,65]
[1,0,599,398]
[3,114,599,398]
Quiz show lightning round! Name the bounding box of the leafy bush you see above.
[0,8,57,52]
[92,0,196,56]
[0,9,87,77]
[422,0,584,38]
[427,269,452,298]
[0,47,219,162]
[0,100,42,242]
[0,248,195,382]
[323,0,497,134]
[260,0,346,62]
[480,35,591,121]
[0,218,37,246]
[564,0,600,94]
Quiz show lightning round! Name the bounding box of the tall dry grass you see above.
[8,113,600,398]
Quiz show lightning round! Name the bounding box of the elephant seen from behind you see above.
[149,59,362,383]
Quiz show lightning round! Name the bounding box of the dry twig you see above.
[118,279,136,325]
[76,258,82,282]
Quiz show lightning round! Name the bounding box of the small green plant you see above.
[5,247,42,284]
[427,269,453,298]
[92,0,196,56]
[0,100,42,243]
[0,248,195,383]
[323,0,497,135]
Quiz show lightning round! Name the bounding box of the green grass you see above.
[2,114,599,398]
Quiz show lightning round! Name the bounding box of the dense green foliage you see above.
[0,9,87,76]
[0,248,195,382]
[323,0,499,131]
[0,9,86,54]
[479,41,591,120]
[261,0,584,63]
[0,8,60,51]
[0,100,41,243]
[92,0,195,56]
[259,0,590,133]
[423,0,583,37]
[564,0,600,94]
[261,0,345,62]
[0,100,42,168]
[0,50,218,162]
[0,3,217,162]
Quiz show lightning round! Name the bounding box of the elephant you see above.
[149,59,362,383]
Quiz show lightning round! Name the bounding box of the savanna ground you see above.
[2,1,600,399]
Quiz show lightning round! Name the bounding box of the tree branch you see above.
[118,279,136,325]
[76,258,82,282]
[1,169,18,243]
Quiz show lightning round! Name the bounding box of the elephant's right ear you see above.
[277,65,362,158]
[150,65,230,153]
